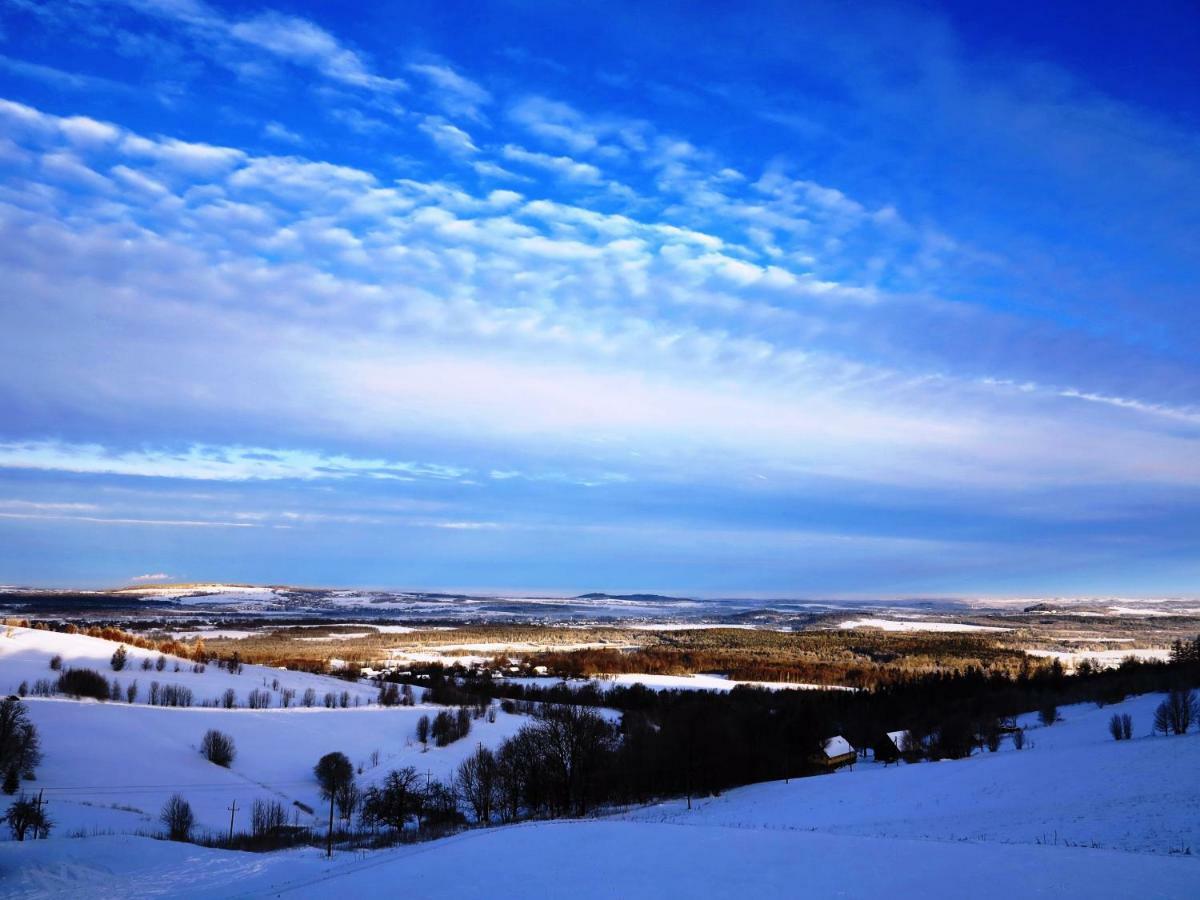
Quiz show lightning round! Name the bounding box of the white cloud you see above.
[131,572,173,581]
[407,61,490,119]
[0,441,469,483]
[262,121,304,145]
[120,134,245,175]
[501,144,604,184]
[418,116,478,155]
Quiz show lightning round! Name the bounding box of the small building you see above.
[812,735,856,769]
[874,730,911,764]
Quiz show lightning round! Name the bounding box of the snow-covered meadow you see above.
[0,626,526,836]
[2,624,1198,898]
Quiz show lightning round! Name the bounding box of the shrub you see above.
[110,645,128,671]
[126,681,138,704]
[247,689,271,710]
[200,729,236,767]
[4,794,50,841]
[57,668,110,701]
[302,688,316,708]
[251,798,287,837]
[222,688,237,709]
[155,655,166,672]
[1109,713,1124,741]
[157,684,193,707]
[160,793,194,841]
[1038,702,1057,726]
[48,655,62,671]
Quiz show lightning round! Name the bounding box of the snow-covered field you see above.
[0,625,380,708]
[1025,647,1172,671]
[2,626,1198,898]
[838,617,1010,633]
[510,673,854,693]
[0,627,527,838]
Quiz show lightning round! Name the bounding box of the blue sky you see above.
[0,0,1197,595]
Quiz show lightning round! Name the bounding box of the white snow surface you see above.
[1024,647,1172,670]
[2,626,1198,898]
[838,617,1010,632]
[0,625,379,708]
[510,673,853,693]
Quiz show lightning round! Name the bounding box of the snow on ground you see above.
[622,691,1200,855]
[4,821,1197,900]
[3,629,1197,898]
[0,626,379,708]
[509,674,854,693]
[21,699,526,838]
[623,623,764,631]
[838,617,1010,633]
[1025,648,1172,671]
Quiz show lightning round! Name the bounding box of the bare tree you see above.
[1109,714,1124,741]
[200,729,236,767]
[1163,688,1198,735]
[251,798,287,837]
[456,745,497,823]
[4,794,50,841]
[160,794,194,841]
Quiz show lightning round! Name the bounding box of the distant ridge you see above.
[575,592,691,602]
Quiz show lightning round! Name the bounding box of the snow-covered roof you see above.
[886,730,910,748]
[823,735,853,757]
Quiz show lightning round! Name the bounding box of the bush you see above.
[251,798,287,837]
[57,668,110,701]
[1109,713,1124,741]
[157,684,193,707]
[247,689,271,710]
[110,645,128,671]
[1038,702,1057,726]
[200,729,236,767]
[4,794,50,841]
[302,688,316,708]
[160,793,194,841]
[222,688,237,709]
[48,655,62,671]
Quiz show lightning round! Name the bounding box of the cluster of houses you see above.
[811,730,912,770]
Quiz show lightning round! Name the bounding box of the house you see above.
[812,735,856,769]
[874,730,911,764]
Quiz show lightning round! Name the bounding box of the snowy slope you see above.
[2,818,1196,899]
[2,631,1198,898]
[0,626,529,836]
[0,625,379,707]
[623,692,1200,854]
[24,700,528,836]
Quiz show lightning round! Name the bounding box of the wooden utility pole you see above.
[326,793,334,858]
[227,800,238,844]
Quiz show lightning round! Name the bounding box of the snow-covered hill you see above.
[1,624,1197,898]
[0,625,379,708]
[0,626,527,836]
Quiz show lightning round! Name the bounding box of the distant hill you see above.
[575,592,691,603]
